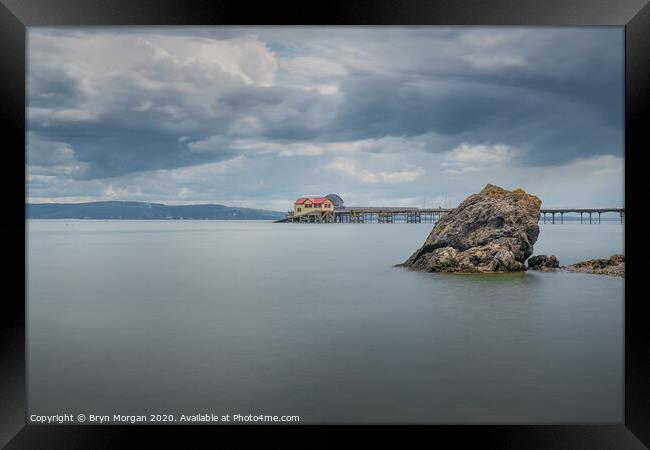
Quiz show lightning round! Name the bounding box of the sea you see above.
[26,220,624,424]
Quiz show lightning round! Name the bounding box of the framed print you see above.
[1,0,648,448]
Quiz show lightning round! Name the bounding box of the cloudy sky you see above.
[27,27,624,210]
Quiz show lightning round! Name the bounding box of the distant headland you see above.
[26,201,285,220]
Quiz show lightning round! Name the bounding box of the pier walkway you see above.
[277,207,625,224]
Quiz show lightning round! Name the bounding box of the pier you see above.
[278,207,625,224]
[540,208,624,224]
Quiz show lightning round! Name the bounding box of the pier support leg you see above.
[598,212,601,224]
[589,212,592,224]
[620,212,623,224]
[561,212,563,224]
[543,213,546,224]
[552,212,555,224]
[580,212,583,224]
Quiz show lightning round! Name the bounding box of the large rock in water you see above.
[400,184,541,273]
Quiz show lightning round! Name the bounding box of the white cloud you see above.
[27,174,57,183]
[278,145,324,157]
[281,56,347,79]
[29,195,100,203]
[433,154,624,208]
[158,156,244,181]
[326,157,424,184]
[187,135,231,154]
[326,158,359,177]
[177,187,193,197]
[187,134,433,158]
[461,53,527,70]
[103,184,130,198]
[441,143,515,175]
[26,151,623,211]
[457,30,530,70]
[29,107,98,123]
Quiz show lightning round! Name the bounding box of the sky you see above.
[27,27,624,211]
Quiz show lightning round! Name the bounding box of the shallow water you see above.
[27,220,624,423]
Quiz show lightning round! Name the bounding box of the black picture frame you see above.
[2,0,648,448]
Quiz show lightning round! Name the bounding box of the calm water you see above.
[27,220,624,423]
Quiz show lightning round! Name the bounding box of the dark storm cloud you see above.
[332,75,521,138]
[323,28,623,165]
[31,124,235,180]
[27,26,623,204]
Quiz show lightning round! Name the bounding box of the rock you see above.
[409,247,461,272]
[565,254,625,277]
[400,184,541,273]
[527,254,560,271]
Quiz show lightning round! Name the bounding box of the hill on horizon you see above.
[26,201,285,220]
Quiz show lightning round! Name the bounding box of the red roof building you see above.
[293,196,339,216]
[294,197,330,205]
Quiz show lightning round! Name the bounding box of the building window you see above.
[305,204,312,208]
[297,208,301,212]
